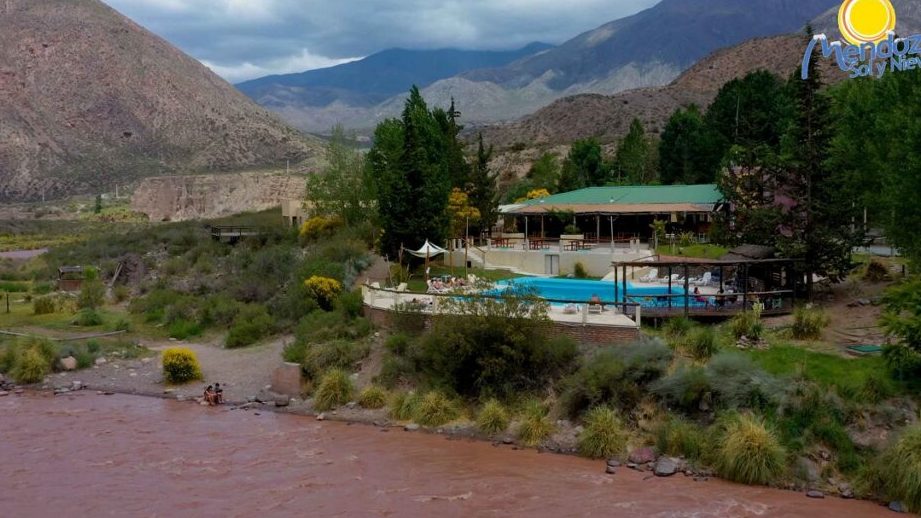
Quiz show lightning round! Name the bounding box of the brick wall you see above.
[363,305,639,348]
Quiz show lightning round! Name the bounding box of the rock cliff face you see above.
[131,173,306,222]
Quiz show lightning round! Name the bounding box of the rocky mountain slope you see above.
[243,0,838,132]
[0,0,322,202]
[475,0,921,152]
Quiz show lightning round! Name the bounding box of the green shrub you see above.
[111,285,130,303]
[791,306,829,340]
[476,399,510,435]
[653,352,782,414]
[388,391,421,421]
[11,346,52,384]
[31,281,53,295]
[225,304,274,348]
[857,373,895,404]
[562,340,672,417]
[302,339,370,380]
[161,347,202,384]
[78,279,105,310]
[74,349,95,369]
[313,369,354,411]
[685,326,718,360]
[111,317,133,332]
[0,281,28,293]
[577,406,627,459]
[663,317,694,339]
[656,417,707,461]
[516,401,554,447]
[873,425,921,512]
[199,295,242,327]
[336,290,364,319]
[74,308,103,327]
[33,296,56,315]
[169,319,202,340]
[408,288,578,399]
[2,339,57,384]
[412,391,459,427]
[573,262,588,279]
[357,385,388,409]
[727,310,764,340]
[714,414,786,485]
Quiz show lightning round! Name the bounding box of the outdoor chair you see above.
[639,268,658,283]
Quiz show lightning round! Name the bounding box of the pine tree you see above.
[778,26,861,291]
[614,118,653,184]
[558,138,606,191]
[467,133,498,236]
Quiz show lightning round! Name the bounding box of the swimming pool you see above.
[491,277,685,305]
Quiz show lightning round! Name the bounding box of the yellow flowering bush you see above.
[526,188,551,200]
[162,347,203,384]
[304,276,343,310]
[299,216,342,241]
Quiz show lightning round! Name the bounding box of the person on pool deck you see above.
[589,294,603,309]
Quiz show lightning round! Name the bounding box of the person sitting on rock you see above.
[203,385,216,406]
[214,383,224,404]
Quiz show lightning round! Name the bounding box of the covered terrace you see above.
[611,257,802,318]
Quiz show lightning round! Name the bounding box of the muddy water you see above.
[0,393,887,518]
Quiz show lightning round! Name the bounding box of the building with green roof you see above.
[499,184,724,242]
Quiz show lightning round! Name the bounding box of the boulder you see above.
[94,357,107,366]
[605,465,618,475]
[795,457,821,483]
[271,362,303,397]
[653,457,679,477]
[889,501,906,513]
[0,391,9,397]
[71,381,83,391]
[316,413,326,421]
[837,484,854,499]
[59,356,78,371]
[404,423,420,432]
[806,490,824,499]
[606,458,621,469]
[274,396,290,407]
[628,447,657,465]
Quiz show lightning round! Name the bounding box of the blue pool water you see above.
[491,277,686,305]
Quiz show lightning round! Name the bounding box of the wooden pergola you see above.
[612,258,802,318]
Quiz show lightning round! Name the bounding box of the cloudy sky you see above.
[102,0,660,83]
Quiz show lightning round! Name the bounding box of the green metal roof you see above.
[520,184,722,207]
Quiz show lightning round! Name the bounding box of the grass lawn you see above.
[748,343,908,399]
[656,244,728,260]
[406,265,523,293]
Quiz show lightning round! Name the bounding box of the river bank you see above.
[0,390,893,518]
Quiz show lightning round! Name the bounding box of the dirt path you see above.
[48,334,292,404]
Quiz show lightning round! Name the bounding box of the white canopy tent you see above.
[406,240,447,258]
[405,240,447,282]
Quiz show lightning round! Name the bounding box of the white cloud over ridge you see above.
[103,0,660,82]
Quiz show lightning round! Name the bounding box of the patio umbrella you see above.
[406,240,447,282]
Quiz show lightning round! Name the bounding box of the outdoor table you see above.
[493,238,511,248]
[529,240,550,250]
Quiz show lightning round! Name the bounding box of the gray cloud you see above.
[102,0,660,82]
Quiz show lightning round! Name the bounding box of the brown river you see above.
[0,392,888,517]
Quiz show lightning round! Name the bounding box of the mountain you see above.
[0,0,322,202]
[236,43,554,130]
[476,0,921,153]
[461,0,837,91]
[242,0,838,132]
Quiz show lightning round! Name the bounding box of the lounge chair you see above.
[588,304,603,315]
[691,272,712,286]
[639,268,658,283]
